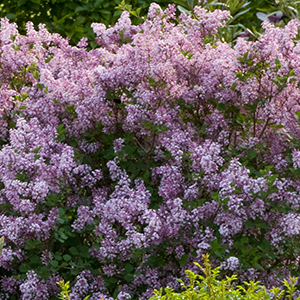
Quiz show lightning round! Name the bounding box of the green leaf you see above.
[58,230,68,240]
[108,277,118,284]
[179,254,189,265]
[50,260,59,267]
[247,149,257,160]
[15,172,30,182]
[11,44,20,50]
[25,239,42,249]
[74,27,84,33]
[268,185,279,194]
[274,58,281,70]
[63,254,72,262]
[9,121,16,129]
[54,254,62,261]
[236,72,245,81]
[200,124,207,134]
[211,191,220,201]
[30,255,41,264]
[19,263,30,273]
[256,222,267,229]
[32,145,42,153]
[177,5,191,15]
[57,123,65,135]
[58,208,65,217]
[253,262,263,270]
[69,246,79,255]
[45,54,54,63]
[0,236,4,255]
[230,82,237,91]
[94,0,103,7]
[119,29,126,39]
[75,6,86,12]
[6,14,16,19]
[79,245,91,258]
[18,0,27,6]
[240,237,249,244]
[216,103,226,111]
[295,111,300,120]
[228,7,251,24]
[125,263,134,272]
[76,16,86,24]
[36,83,44,90]
[214,250,222,258]
[124,273,133,283]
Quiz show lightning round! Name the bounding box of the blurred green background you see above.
[0,0,300,47]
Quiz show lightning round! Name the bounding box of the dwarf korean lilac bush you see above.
[2,3,300,299]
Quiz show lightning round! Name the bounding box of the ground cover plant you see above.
[3,2,300,299]
[150,254,300,300]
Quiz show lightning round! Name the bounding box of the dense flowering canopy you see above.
[1,3,300,299]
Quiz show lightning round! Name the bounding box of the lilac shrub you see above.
[1,3,300,299]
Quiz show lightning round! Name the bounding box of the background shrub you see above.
[0,0,172,47]
[2,0,300,47]
[150,254,300,300]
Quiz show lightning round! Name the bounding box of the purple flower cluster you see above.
[1,3,300,298]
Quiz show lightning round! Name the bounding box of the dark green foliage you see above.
[2,0,300,48]
[173,0,300,43]
[0,0,172,47]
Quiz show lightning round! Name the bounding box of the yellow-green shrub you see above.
[150,254,300,300]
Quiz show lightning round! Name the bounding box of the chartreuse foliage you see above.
[57,280,90,300]
[150,255,300,300]
[56,254,300,299]
[0,236,4,255]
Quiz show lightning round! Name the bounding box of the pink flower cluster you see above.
[1,3,300,298]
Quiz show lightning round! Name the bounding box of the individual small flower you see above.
[77,37,88,48]
[117,291,131,300]
[69,275,89,300]
[72,206,93,231]
[292,149,300,169]
[221,256,239,271]
[242,268,259,282]
[113,138,124,153]
[107,158,123,181]
[190,140,224,174]
[41,250,53,266]
[102,264,117,277]
[147,3,163,19]
[46,274,62,296]
[197,242,211,250]
[175,245,185,259]
[281,213,300,236]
